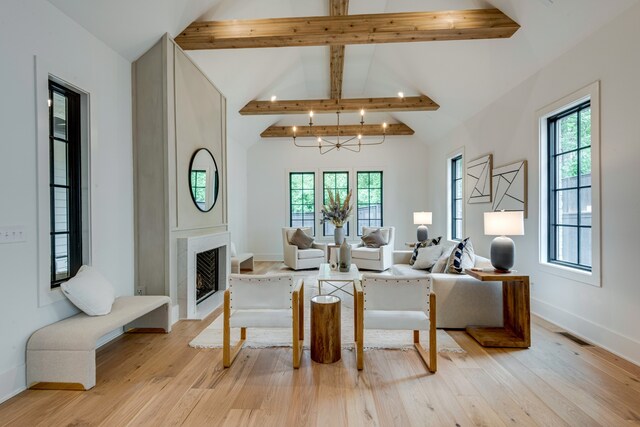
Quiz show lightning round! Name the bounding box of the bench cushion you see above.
[27,295,171,352]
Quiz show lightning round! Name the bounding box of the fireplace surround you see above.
[177,232,230,319]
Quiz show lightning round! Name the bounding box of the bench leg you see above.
[124,303,171,333]
[27,349,96,390]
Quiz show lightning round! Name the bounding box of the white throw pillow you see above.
[61,265,115,316]
[230,242,238,257]
[432,247,453,273]
[411,245,443,270]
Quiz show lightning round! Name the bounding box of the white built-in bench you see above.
[26,295,171,390]
[231,253,254,273]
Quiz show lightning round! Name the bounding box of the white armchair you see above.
[223,274,304,368]
[354,274,437,373]
[282,227,327,270]
[351,226,395,271]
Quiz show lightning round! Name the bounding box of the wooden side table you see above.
[464,269,531,348]
[310,295,341,363]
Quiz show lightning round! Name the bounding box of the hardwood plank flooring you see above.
[2,262,639,426]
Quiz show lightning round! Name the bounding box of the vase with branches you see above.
[321,189,353,245]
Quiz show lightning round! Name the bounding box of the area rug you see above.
[189,276,464,353]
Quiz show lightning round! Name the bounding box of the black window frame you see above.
[450,155,463,241]
[322,171,350,237]
[289,172,316,235]
[547,100,592,271]
[49,81,83,287]
[356,171,383,236]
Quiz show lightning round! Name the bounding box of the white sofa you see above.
[351,226,395,271]
[392,250,503,329]
[282,227,327,270]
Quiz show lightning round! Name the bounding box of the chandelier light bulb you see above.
[292,126,297,134]
[398,91,404,98]
[309,111,314,118]
[383,122,388,129]
[360,109,365,116]
[358,134,362,140]
[317,137,322,143]
[270,95,277,102]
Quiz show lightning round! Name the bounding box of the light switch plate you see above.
[0,226,26,244]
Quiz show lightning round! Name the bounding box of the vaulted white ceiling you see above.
[48,0,639,147]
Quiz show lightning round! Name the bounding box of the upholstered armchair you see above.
[354,274,436,372]
[351,226,395,271]
[224,274,304,368]
[282,227,326,270]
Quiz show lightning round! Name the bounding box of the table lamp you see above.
[484,211,524,272]
[413,211,432,242]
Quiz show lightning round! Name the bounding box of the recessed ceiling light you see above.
[270,95,277,102]
[398,91,404,98]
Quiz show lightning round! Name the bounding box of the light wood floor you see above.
[2,262,639,426]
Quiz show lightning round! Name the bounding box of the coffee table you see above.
[317,263,360,296]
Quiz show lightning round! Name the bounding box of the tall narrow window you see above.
[49,81,82,287]
[356,171,383,235]
[547,101,592,271]
[323,171,349,236]
[450,155,463,241]
[289,172,316,234]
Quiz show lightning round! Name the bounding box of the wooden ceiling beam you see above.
[260,123,414,138]
[175,9,520,50]
[240,95,439,115]
[329,0,349,100]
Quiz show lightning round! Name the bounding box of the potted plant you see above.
[321,189,353,245]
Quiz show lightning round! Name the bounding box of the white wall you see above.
[246,137,430,259]
[425,3,640,364]
[0,0,133,401]
[227,137,249,252]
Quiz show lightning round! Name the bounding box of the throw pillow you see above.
[411,245,443,270]
[409,237,442,266]
[362,227,390,245]
[431,250,451,273]
[445,238,476,274]
[289,228,314,249]
[361,229,386,248]
[61,265,116,316]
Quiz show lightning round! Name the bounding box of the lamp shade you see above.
[413,211,432,225]
[484,211,524,236]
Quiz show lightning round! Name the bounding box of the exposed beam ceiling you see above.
[240,96,439,115]
[261,123,414,138]
[329,0,348,99]
[175,9,520,50]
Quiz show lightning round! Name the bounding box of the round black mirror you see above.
[189,148,219,212]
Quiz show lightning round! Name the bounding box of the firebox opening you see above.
[196,248,219,304]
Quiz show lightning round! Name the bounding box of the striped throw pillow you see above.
[409,237,442,266]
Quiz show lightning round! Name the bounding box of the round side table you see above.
[310,295,341,363]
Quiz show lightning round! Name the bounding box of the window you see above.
[450,155,463,241]
[289,172,316,234]
[49,81,82,287]
[356,171,383,235]
[323,172,349,236]
[547,101,592,271]
[538,81,600,286]
[190,170,207,210]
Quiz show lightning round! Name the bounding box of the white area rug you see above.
[189,276,464,353]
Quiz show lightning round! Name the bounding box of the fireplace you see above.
[196,248,219,303]
[177,231,230,320]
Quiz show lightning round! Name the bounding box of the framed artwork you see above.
[492,160,528,217]
[466,154,493,204]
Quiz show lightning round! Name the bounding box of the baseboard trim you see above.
[532,297,640,366]
[0,364,26,405]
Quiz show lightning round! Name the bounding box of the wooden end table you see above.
[464,269,531,348]
[310,295,341,363]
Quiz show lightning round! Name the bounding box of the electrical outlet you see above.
[0,226,26,244]
[136,286,145,295]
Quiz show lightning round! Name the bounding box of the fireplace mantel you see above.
[177,232,230,319]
